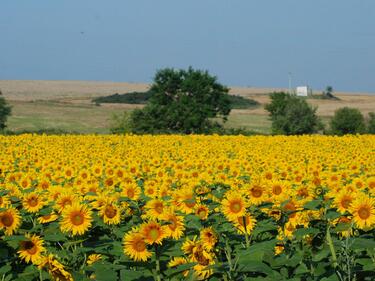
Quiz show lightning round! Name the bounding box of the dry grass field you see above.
[1,80,374,134]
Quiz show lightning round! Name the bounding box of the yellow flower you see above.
[200,227,217,251]
[349,195,375,230]
[140,221,166,245]
[18,234,45,264]
[37,213,59,224]
[221,192,247,222]
[123,230,152,262]
[99,203,121,225]
[60,203,93,236]
[22,193,45,213]
[233,214,256,235]
[161,211,185,240]
[87,254,102,265]
[0,207,21,235]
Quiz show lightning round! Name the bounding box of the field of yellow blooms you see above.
[0,135,374,281]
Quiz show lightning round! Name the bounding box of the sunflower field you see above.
[0,135,374,281]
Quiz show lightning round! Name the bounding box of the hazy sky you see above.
[1,1,375,92]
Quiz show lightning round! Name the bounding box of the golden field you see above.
[0,135,375,280]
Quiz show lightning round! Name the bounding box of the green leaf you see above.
[237,261,275,276]
[0,264,11,275]
[294,227,320,239]
[326,210,341,220]
[120,269,153,281]
[303,200,321,210]
[294,263,309,275]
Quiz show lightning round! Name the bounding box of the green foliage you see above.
[367,112,375,134]
[265,92,322,135]
[93,91,258,109]
[130,67,232,134]
[109,111,133,134]
[0,90,12,130]
[330,107,366,135]
[93,91,154,104]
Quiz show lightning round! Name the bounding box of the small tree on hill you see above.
[130,67,231,134]
[265,92,322,135]
[0,90,12,130]
[330,107,366,135]
[368,112,375,134]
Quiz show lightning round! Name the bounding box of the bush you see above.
[93,91,258,110]
[0,90,12,130]
[330,107,366,135]
[367,112,375,134]
[265,92,322,135]
[109,111,133,134]
[130,67,231,134]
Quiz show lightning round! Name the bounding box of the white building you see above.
[296,86,309,97]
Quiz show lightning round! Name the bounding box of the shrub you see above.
[0,90,12,130]
[367,112,375,134]
[265,92,322,135]
[109,111,133,134]
[330,107,366,135]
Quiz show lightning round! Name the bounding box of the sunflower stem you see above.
[154,244,161,281]
[326,225,338,269]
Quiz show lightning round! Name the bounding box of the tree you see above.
[368,112,375,134]
[0,90,12,130]
[330,107,366,135]
[265,92,322,135]
[130,67,231,134]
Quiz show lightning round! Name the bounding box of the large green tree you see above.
[265,92,322,135]
[130,67,231,134]
[0,90,11,130]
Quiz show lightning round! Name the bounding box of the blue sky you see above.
[1,0,374,92]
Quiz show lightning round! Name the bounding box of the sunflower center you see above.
[272,185,282,195]
[104,206,117,219]
[237,216,250,227]
[154,203,163,214]
[0,197,3,205]
[198,209,207,219]
[127,189,135,198]
[21,241,37,254]
[251,187,262,198]
[134,240,146,252]
[168,218,177,230]
[229,201,242,213]
[341,197,352,209]
[149,228,160,241]
[70,212,84,226]
[42,214,51,220]
[28,196,39,207]
[358,207,370,220]
[1,214,14,227]
[185,200,196,208]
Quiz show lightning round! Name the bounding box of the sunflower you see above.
[161,211,185,240]
[37,213,59,224]
[0,195,10,208]
[144,199,166,220]
[195,204,209,220]
[349,196,375,230]
[168,257,189,277]
[200,227,217,250]
[55,193,75,213]
[248,184,267,205]
[0,207,21,235]
[99,203,121,225]
[121,183,141,201]
[233,214,256,235]
[123,230,152,262]
[18,234,45,264]
[140,221,166,245]
[87,254,102,265]
[22,193,45,213]
[333,191,354,214]
[60,203,93,236]
[181,236,199,256]
[221,192,247,222]
[36,254,73,281]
